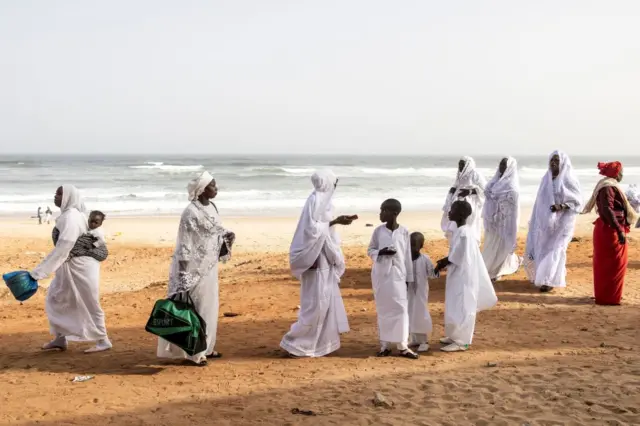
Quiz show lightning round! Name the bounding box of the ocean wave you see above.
[129,162,204,172]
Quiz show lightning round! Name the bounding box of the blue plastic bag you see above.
[2,271,38,302]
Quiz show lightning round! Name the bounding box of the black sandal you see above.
[540,285,553,293]
[188,360,208,367]
[376,349,392,357]
[206,352,222,359]
[399,349,419,360]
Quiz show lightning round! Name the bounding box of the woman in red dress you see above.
[583,162,638,305]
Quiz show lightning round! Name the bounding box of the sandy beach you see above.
[1,211,639,425]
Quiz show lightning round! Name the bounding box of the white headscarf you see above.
[443,156,486,213]
[483,157,520,226]
[59,184,87,217]
[187,171,214,201]
[527,150,582,249]
[289,170,344,280]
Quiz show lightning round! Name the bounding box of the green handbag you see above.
[145,292,207,356]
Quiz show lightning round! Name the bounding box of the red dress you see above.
[593,186,629,305]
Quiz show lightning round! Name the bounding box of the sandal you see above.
[376,349,392,357]
[540,285,553,293]
[399,349,419,359]
[206,351,222,359]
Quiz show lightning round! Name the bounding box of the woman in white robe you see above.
[442,156,487,243]
[524,151,583,292]
[280,170,353,357]
[482,157,522,281]
[625,184,640,228]
[31,185,111,353]
[157,171,234,366]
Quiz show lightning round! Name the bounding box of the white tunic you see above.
[408,254,436,337]
[157,203,222,363]
[445,225,497,346]
[368,224,413,344]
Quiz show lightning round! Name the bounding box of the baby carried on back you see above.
[53,210,109,262]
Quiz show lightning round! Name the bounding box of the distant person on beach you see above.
[30,185,112,353]
[625,184,640,228]
[407,232,437,353]
[435,200,497,352]
[157,171,235,366]
[45,207,52,224]
[482,157,522,281]
[441,156,487,243]
[524,151,583,293]
[280,170,355,358]
[37,206,42,224]
[368,199,419,359]
[582,162,637,305]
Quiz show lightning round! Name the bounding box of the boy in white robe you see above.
[368,199,419,359]
[408,232,437,353]
[435,200,498,353]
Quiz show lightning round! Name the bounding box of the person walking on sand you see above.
[482,157,522,281]
[524,150,583,293]
[435,200,497,352]
[37,206,42,225]
[582,162,637,305]
[45,206,52,224]
[280,170,355,358]
[157,171,235,367]
[30,185,112,353]
[441,156,487,243]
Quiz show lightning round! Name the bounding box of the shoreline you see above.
[0,208,602,251]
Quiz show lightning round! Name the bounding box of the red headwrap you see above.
[597,161,622,179]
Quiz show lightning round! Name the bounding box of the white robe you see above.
[408,254,436,342]
[482,157,521,280]
[445,225,497,346]
[281,170,349,357]
[31,188,107,342]
[157,202,225,363]
[524,151,582,288]
[368,224,413,346]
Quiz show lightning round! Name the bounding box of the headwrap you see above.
[187,171,214,201]
[583,161,637,226]
[59,185,87,218]
[597,162,622,179]
[483,156,520,234]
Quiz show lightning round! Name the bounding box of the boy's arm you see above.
[367,228,380,261]
[425,256,439,278]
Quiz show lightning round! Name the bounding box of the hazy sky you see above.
[1,1,639,155]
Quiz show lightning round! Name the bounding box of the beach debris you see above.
[361,308,367,312]
[234,260,253,267]
[291,408,317,416]
[223,312,240,317]
[72,375,94,383]
[365,223,374,227]
[571,237,582,243]
[486,362,498,368]
[372,391,394,409]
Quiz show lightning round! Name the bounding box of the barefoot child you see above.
[408,232,438,353]
[435,200,497,352]
[368,199,418,359]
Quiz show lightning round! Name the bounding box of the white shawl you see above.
[583,178,638,226]
[525,150,583,260]
[443,156,487,214]
[483,157,520,238]
[289,170,345,281]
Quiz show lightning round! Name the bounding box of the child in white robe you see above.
[435,200,498,352]
[408,232,437,353]
[368,199,418,359]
